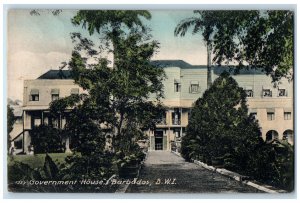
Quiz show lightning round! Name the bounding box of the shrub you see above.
[183,71,262,169]
[30,125,65,154]
[248,140,294,191]
[182,71,294,191]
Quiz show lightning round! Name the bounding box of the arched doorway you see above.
[283,130,293,144]
[266,130,279,142]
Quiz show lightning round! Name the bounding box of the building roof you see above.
[213,66,265,75]
[150,60,265,74]
[37,61,266,80]
[151,60,194,68]
[37,70,72,79]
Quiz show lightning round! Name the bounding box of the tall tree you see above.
[51,10,166,155]
[174,11,217,88]
[208,10,293,82]
[71,10,151,65]
[175,10,294,82]
[182,71,263,171]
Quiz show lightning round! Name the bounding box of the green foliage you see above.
[7,105,16,151]
[183,72,262,166]
[48,10,165,181]
[43,154,59,179]
[8,161,40,183]
[248,140,294,191]
[30,9,62,16]
[55,10,166,155]
[8,153,116,192]
[175,10,294,82]
[59,153,114,180]
[183,72,294,191]
[30,125,65,154]
[8,154,61,192]
[7,105,15,135]
[72,10,151,36]
[8,153,69,168]
[174,11,216,86]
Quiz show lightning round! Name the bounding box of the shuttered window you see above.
[29,89,39,101]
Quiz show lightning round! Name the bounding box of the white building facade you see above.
[146,60,293,151]
[19,70,84,153]
[15,61,294,153]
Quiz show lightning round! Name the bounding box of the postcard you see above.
[6,8,294,194]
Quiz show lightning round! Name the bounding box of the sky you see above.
[7,10,208,101]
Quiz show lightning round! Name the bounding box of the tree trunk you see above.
[110,27,121,69]
[207,42,212,88]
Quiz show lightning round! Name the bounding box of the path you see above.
[126,151,261,193]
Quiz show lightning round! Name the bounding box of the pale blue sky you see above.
[8,10,208,100]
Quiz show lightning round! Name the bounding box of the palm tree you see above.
[174,11,216,88]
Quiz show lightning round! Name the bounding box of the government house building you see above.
[11,60,294,153]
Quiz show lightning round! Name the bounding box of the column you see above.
[65,137,72,153]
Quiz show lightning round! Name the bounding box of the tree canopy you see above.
[50,10,166,155]
[182,71,263,171]
[175,10,294,82]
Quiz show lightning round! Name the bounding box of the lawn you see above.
[7,153,73,169]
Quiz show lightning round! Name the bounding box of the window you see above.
[172,108,181,125]
[29,89,39,101]
[263,89,272,97]
[71,88,79,95]
[174,83,181,92]
[245,90,253,97]
[266,130,279,141]
[244,86,253,97]
[190,84,199,93]
[51,89,60,101]
[190,81,199,93]
[267,112,275,121]
[283,130,293,144]
[284,112,291,120]
[278,89,287,97]
[30,94,39,101]
[174,79,181,92]
[52,94,59,101]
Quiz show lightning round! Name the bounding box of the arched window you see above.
[266,130,279,142]
[283,130,293,144]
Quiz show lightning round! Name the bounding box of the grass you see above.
[7,153,72,169]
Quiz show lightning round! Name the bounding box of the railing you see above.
[172,119,181,125]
